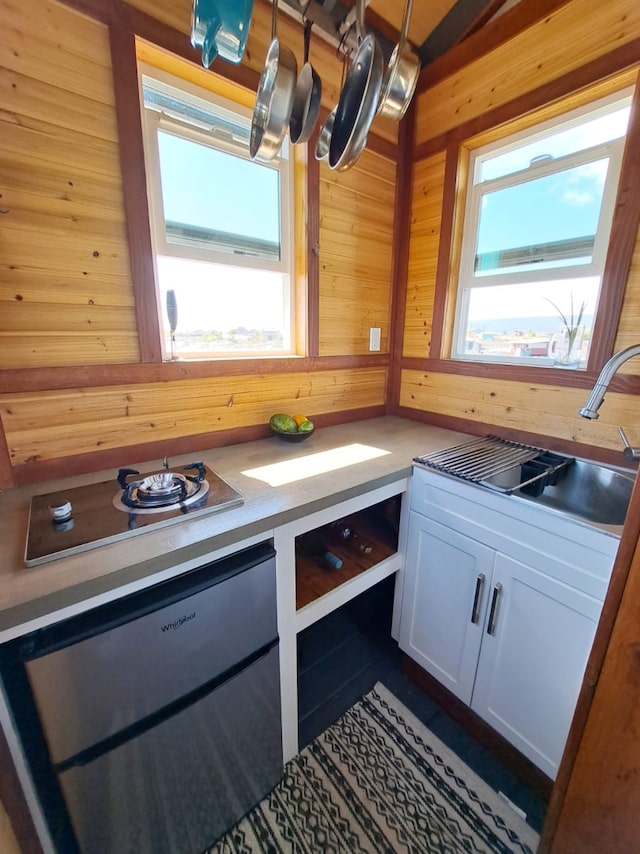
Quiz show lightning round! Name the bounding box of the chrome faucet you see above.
[579,343,640,460]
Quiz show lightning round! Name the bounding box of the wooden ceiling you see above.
[280,0,522,66]
[368,0,520,64]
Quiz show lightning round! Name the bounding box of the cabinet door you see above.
[399,513,495,704]
[471,553,602,779]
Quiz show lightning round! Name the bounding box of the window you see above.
[451,92,631,369]
[140,68,295,359]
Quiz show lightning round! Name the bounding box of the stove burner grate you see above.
[114,462,210,514]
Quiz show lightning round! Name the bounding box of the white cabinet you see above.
[402,513,494,704]
[400,466,619,779]
[470,553,603,777]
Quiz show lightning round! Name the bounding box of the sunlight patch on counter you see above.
[241,444,391,487]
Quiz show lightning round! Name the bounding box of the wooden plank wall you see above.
[403,153,446,359]
[319,148,396,355]
[0,0,139,368]
[1,368,387,464]
[0,0,397,483]
[415,0,640,141]
[398,0,640,458]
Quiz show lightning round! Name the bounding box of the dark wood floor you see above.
[296,576,547,834]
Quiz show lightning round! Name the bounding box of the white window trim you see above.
[451,90,631,365]
[137,64,296,359]
[459,140,624,290]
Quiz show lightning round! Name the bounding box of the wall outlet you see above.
[369,327,381,351]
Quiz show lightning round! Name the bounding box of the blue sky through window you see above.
[475,160,608,272]
[456,97,631,365]
[142,75,292,354]
[157,131,280,245]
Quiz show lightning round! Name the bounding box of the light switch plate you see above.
[369,327,381,351]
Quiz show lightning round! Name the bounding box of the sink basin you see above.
[517,459,634,526]
[415,436,635,528]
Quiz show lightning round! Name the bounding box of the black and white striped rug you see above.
[209,683,539,853]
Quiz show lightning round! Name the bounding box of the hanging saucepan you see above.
[377,0,420,121]
[328,0,383,172]
[290,20,322,145]
[250,0,297,161]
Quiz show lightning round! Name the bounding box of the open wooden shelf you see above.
[295,499,400,611]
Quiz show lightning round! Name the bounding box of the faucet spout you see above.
[579,343,640,419]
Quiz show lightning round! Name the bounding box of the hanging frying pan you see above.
[289,20,322,145]
[377,0,420,121]
[250,0,297,161]
[328,0,383,172]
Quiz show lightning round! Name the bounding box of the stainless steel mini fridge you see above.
[1,541,282,853]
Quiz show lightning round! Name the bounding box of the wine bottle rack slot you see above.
[295,497,401,610]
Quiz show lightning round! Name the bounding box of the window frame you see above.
[138,63,296,360]
[450,89,631,368]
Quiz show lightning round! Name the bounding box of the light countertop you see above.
[0,417,469,637]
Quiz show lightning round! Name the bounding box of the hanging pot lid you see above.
[315,106,337,162]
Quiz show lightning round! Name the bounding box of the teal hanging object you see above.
[191,0,254,66]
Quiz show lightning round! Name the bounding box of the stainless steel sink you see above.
[516,459,635,526]
[415,437,635,528]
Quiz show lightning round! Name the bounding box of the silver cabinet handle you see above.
[470,573,485,624]
[486,583,502,635]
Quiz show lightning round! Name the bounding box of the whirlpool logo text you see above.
[161,612,196,632]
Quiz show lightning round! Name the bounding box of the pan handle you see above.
[399,0,414,47]
[355,0,365,41]
[270,0,278,41]
[303,18,312,64]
